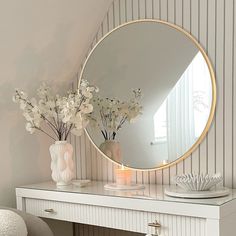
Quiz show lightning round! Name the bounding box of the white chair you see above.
[0,207,53,236]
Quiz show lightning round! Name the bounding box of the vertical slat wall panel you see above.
[224,0,234,187]
[167,0,177,184]
[174,0,184,178]
[233,0,236,189]
[160,0,170,185]
[73,1,236,220]
[215,0,225,184]
[199,0,208,174]
[182,0,193,175]
[207,0,216,176]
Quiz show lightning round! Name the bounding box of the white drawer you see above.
[25,198,206,235]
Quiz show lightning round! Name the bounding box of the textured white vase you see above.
[50,141,74,186]
[99,140,122,163]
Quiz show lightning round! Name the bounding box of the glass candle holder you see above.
[115,164,132,186]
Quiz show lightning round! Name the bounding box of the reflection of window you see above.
[153,52,211,144]
[153,100,167,142]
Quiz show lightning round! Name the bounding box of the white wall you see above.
[0,0,112,235]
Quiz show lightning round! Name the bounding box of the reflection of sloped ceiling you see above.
[83,22,198,116]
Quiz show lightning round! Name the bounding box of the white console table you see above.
[16,181,236,236]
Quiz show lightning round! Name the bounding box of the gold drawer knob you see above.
[44,208,55,213]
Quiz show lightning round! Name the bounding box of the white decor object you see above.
[16,181,236,236]
[165,186,230,199]
[173,173,223,191]
[72,179,91,187]
[0,210,27,236]
[99,140,122,162]
[104,183,145,190]
[13,80,98,184]
[115,164,132,186]
[50,141,74,186]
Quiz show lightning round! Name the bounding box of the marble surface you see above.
[18,181,236,206]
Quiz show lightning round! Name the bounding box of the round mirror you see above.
[80,20,216,170]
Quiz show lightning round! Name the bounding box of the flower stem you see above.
[16,91,60,139]
[35,127,56,141]
[64,124,73,141]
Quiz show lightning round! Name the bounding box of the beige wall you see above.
[0,0,112,235]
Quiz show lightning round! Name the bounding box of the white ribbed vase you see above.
[49,141,74,186]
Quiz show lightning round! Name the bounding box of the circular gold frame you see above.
[79,19,216,171]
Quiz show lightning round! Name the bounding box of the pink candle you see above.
[115,164,132,186]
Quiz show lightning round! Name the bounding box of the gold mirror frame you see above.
[79,19,217,171]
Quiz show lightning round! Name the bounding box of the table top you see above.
[17,180,236,206]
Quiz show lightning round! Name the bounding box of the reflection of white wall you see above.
[84,22,198,113]
[119,120,169,168]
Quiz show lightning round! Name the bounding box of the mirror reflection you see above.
[82,21,214,169]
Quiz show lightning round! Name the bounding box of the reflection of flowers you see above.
[13,80,98,141]
[193,91,209,112]
[89,89,142,140]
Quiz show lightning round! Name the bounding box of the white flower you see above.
[23,112,33,122]
[89,89,142,141]
[37,83,52,99]
[30,98,37,106]
[81,90,93,99]
[13,79,98,140]
[80,79,89,87]
[25,123,35,134]
[81,104,93,114]
[62,114,72,123]
[71,128,84,136]
[46,100,55,109]
[71,113,82,127]
[12,92,20,103]
[19,91,27,100]
[19,101,27,110]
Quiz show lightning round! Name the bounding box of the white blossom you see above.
[81,104,93,114]
[89,89,142,141]
[13,79,97,141]
[71,128,84,136]
[25,123,36,134]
